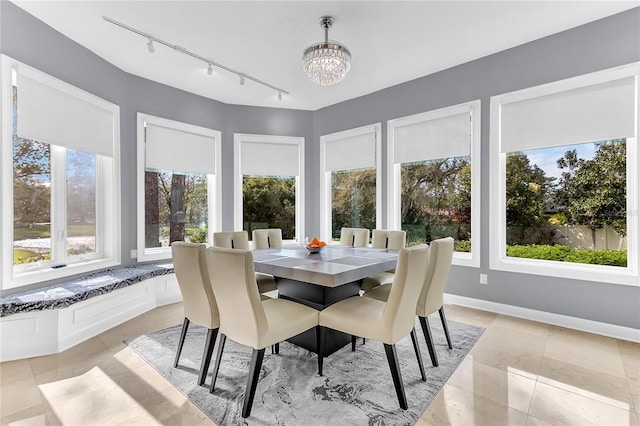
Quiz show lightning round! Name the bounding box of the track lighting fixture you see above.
[103,16,289,99]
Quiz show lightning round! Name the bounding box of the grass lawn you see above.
[13,248,41,264]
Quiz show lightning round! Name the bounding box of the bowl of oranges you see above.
[305,237,326,253]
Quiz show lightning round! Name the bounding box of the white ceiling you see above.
[11,1,639,111]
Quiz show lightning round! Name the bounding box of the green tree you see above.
[505,152,554,244]
[243,176,296,239]
[331,169,376,237]
[556,140,626,243]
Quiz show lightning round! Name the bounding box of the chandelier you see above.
[302,16,351,86]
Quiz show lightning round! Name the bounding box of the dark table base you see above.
[277,278,361,356]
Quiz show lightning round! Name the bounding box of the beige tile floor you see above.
[1,303,638,425]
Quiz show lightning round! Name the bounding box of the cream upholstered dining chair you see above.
[171,242,219,386]
[363,237,455,367]
[318,245,429,410]
[361,229,407,292]
[252,228,283,248]
[206,246,319,418]
[339,227,370,247]
[213,231,277,295]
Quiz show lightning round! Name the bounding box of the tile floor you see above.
[1,303,638,425]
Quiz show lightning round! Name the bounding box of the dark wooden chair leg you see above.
[410,327,426,381]
[197,327,218,386]
[271,345,274,354]
[174,317,190,368]
[351,335,356,351]
[383,343,408,410]
[209,334,226,393]
[419,315,439,367]
[242,348,266,418]
[439,306,453,349]
[274,343,279,354]
[318,326,325,376]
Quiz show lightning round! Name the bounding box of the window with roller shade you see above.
[1,55,120,290]
[136,113,221,262]
[388,100,481,267]
[319,123,381,242]
[489,63,638,285]
[234,134,304,243]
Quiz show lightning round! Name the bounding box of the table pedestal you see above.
[276,278,361,356]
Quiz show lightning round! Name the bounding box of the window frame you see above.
[233,133,305,245]
[387,100,481,267]
[136,113,222,262]
[319,123,382,243]
[1,55,121,290]
[489,63,639,286]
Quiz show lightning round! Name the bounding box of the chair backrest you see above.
[252,228,283,249]
[213,231,250,250]
[171,242,219,328]
[381,245,430,344]
[416,237,455,317]
[206,246,268,348]
[371,229,406,250]
[339,227,370,247]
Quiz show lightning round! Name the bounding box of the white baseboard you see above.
[0,273,182,362]
[444,293,640,343]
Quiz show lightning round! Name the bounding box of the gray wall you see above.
[311,8,640,329]
[2,2,639,329]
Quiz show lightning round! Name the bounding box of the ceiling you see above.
[11,1,639,111]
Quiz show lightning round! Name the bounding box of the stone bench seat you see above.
[0,263,175,317]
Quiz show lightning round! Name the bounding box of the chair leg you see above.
[174,317,190,368]
[419,316,439,367]
[274,343,279,354]
[317,326,325,376]
[242,348,266,419]
[410,327,426,381]
[362,338,366,345]
[351,335,356,352]
[439,306,453,349]
[383,343,408,410]
[197,327,218,386]
[209,334,227,393]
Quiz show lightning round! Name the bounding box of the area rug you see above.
[126,317,483,425]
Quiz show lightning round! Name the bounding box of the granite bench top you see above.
[0,263,175,317]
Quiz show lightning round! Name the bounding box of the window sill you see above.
[490,256,638,286]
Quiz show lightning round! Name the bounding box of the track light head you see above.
[207,63,213,76]
[239,75,245,86]
[277,91,283,101]
[147,38,155,53]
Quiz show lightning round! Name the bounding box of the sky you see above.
[524,142,597,180]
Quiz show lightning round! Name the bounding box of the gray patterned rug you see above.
[126,317,483,425]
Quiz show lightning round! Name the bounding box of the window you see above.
[388,101,481,267]
[319,124,381,242]
[234,134,304,243]
[1,55,120,289]
[490,63,638,285]
[136,114,221,262]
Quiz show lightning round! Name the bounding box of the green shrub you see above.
[187,227,208,243]
[506,244,627,267]
[455,240,471,253]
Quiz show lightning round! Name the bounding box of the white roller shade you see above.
[501,76,636,153]
[145,122,217,175]
[394,112,470,164]
[324,131,376,172]
[17,71,115,157]
[240,141,300,176]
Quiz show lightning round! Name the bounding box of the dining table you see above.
[253,244,399,355]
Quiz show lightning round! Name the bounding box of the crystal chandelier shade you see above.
[302,16,351,86]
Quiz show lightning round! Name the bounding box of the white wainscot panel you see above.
[0,310,58,360]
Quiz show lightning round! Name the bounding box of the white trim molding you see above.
[444,293,640,343]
